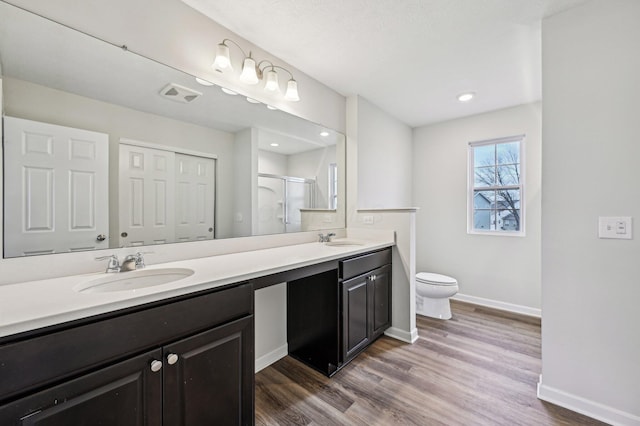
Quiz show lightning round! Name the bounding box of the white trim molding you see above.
[255,344,288,373]
[452,293,541,318]
[538,375,640,426]
[384,326,419,344]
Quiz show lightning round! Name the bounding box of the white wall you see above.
[258,149,287,175]
[346,95,417,342]
[539,1,640,424]
[353,96,413,209]
[232,128,256,238]
[288,145,336,209]
[412,103,542,311]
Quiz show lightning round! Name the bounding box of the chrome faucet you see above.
[95,254,120,273]
[96,252,148,273]
[318,233,336,243]
[121,252,147,272]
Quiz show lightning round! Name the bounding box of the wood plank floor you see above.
[255,300,606,425]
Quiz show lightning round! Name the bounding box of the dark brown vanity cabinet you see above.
[288,248,392,376]
[0,283,254,426]
[341,251,392,363]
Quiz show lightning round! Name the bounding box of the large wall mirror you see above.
[0,1,345,258]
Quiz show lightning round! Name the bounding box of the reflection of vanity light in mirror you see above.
[213,38,300,101]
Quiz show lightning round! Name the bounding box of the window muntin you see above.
[468,136,524,235]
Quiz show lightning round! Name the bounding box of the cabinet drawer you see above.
[340,248,391,280]
[0,282,252,403]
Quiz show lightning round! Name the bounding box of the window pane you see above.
[474,166,494,187]
[473,210,495,230]
[473,144,494,167]
[497,141,519,165]
[496,189,520,210]
[496,164,520,185]
[473,190,495,209]
[497,209,520,231]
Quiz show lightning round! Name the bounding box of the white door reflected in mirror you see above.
[3,117,109,257]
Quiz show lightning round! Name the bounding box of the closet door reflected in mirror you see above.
[118,143,215,247]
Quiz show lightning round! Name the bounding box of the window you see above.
[468,135,524,235]
[328,163,338,209]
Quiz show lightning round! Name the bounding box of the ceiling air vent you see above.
[159,83,202,103]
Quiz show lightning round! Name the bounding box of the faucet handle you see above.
[95,254,120,273]
[133,251,153,269]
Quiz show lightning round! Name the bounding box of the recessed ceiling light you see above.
[246,97,260,104]
[221,87,238,95]
[320,131,329,137]
[457,92,475,102]
[195,77,214,86]
[270,143,279,147]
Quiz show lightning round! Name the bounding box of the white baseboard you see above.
[255,344,288,373]
[384,326,419,344]
[452,293,541,318]
[538,375,640,426]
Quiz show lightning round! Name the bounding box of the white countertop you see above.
[0,238,393,339]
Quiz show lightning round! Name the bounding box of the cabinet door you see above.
[163,315,254,426]
[342,274,370,362]
[370,264,392,339]
[0,349,162,426]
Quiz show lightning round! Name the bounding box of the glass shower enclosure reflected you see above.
[257,173,316,235]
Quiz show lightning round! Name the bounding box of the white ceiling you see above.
[182,0,589,127]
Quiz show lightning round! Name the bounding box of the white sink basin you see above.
[75,268,194,293]
[325,239,365,247]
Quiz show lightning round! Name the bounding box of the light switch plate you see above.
[598,216,632,239]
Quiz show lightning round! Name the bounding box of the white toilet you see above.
[415,272,459,320]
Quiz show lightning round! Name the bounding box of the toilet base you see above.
[416,295,452,320]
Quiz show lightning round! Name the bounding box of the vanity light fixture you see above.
[246,97,260,104]
[320,131,330,137]
[213,38,300,101]
[457,92,475,102]
[266,105,278,110]
[270,143,279,147]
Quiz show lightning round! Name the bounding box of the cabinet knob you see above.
[167,353,179,365]
[150,360,163,372]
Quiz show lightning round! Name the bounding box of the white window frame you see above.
[467,135,525,237]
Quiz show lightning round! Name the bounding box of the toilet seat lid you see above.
[416,272,457,286]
